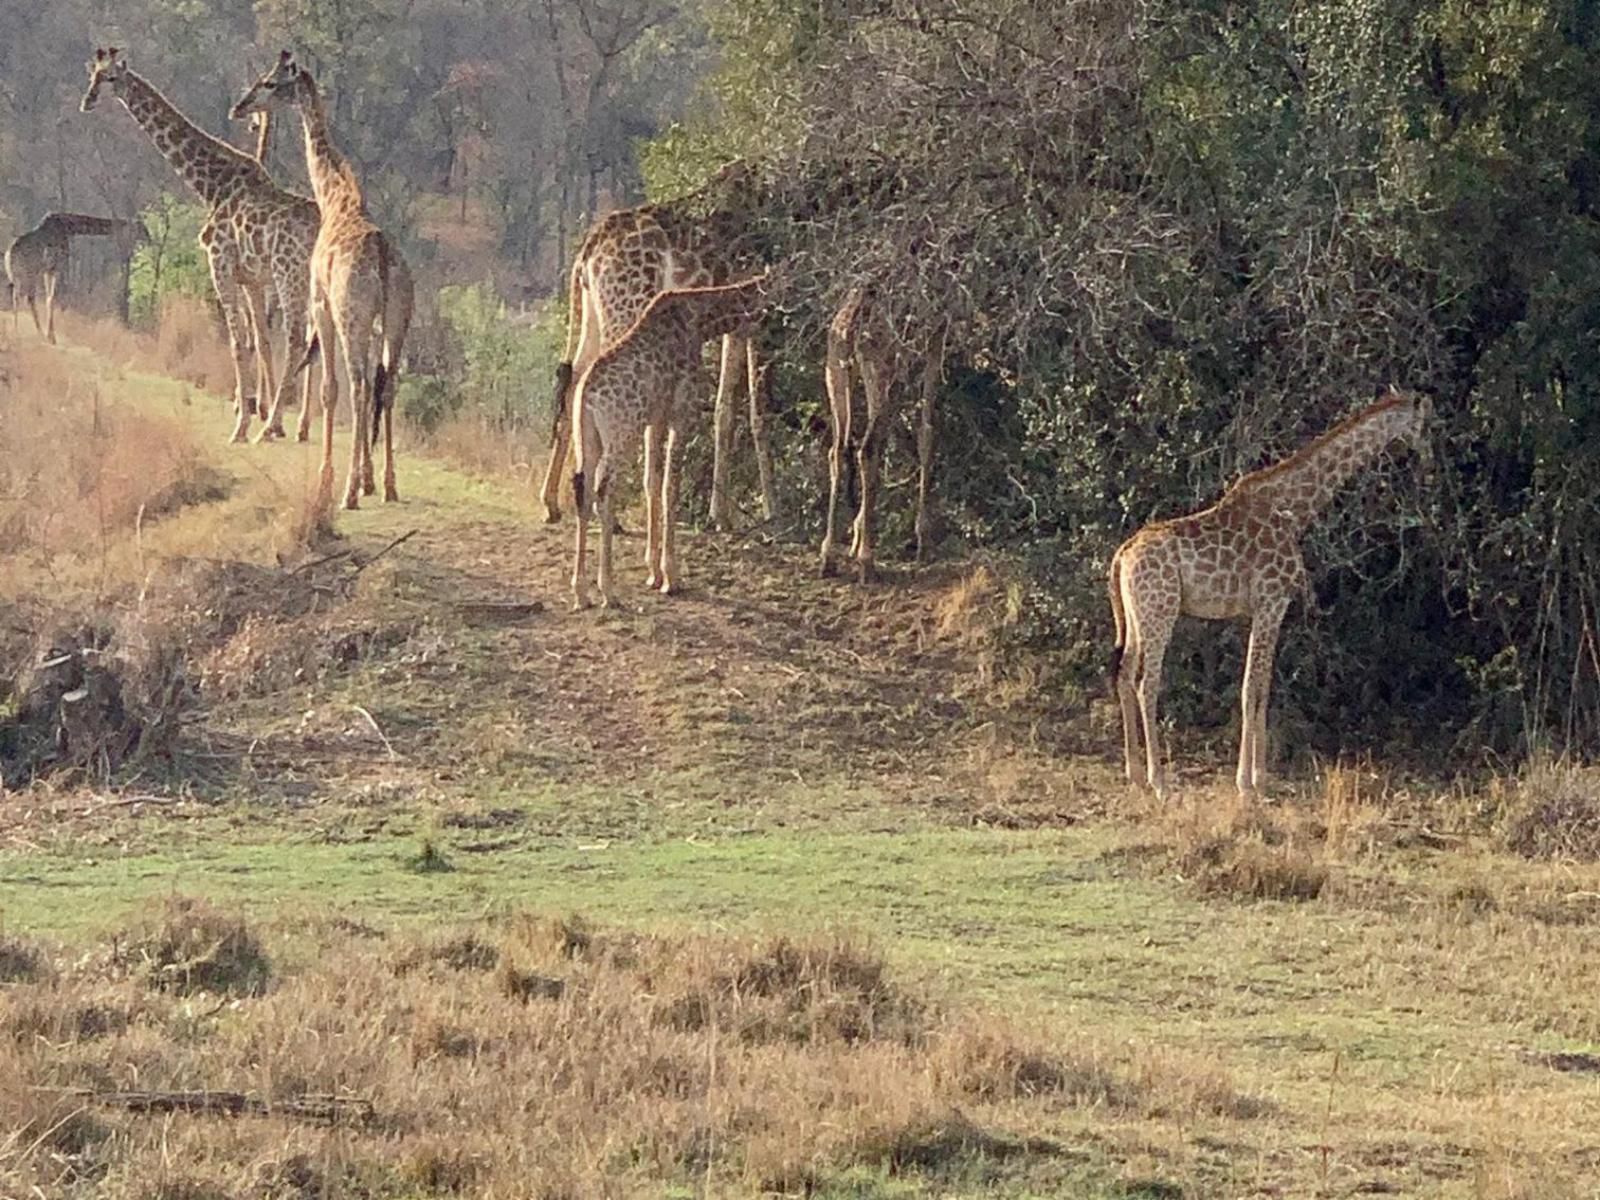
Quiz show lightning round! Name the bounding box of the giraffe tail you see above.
[293,332,321,376]
[1107,549,1128,692]
[371,238,412,449]
[551,361,574,447]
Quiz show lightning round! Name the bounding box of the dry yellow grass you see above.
[0,902,1264,1198]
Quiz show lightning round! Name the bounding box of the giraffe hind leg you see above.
[1134,619,1174,801]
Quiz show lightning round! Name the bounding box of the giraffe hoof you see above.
[384,488,400,503]
[819,556,837,579]
[343,495,361,512]
[645,573,661,590]
[296,430,311,444]
[542,505,562,525]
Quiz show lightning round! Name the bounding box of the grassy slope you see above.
[3,324,1600,1198]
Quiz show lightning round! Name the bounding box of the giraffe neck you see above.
[115,69,264,210]
[292,74,364,217]
[685,279,765,341]
[1248,401,1412,531]
[39,214,133,238]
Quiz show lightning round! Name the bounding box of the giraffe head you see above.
[1380,385,1434,474]
[229,50,306,121]
[80,47,127,112]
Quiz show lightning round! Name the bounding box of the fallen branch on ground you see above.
[34,1087,374,1124]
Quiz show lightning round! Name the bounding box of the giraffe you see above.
[818,285,947,583]
[1108,388,1433,799]
[230,51,415,515]
[243,105,318,444]
[570,274,770,610]
[5,213,140,344]
[80,48,319,445]
[537,161,777,530]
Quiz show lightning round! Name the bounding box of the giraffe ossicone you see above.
[1108,388,1433,799]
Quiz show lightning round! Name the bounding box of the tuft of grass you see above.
[497,960,566,1002]
[1192,838,1329,902]
[0,932,47,983]
[405,836,454,874]
[393,930,499,976]
[1147,790,1330,902]
[120,895,272,997]
[1499,761,1600,861]
[653,933,929,1048]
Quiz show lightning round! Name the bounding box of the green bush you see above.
[435,283,565,433]
[127,196,211,326]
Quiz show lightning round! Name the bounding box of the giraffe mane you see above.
[118,64,271,178]
[1227,393,1409,495]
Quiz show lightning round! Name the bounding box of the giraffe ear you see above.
[108,47,122,61]
[279,49,293,65]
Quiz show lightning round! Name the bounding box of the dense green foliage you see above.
[127,196,212,323]
[643,0,1600,757]
[400,283,565,433]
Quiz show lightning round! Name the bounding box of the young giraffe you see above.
[231,52,415,515]
[5,213,140,344]
[819,285,947,582]
[80,48,319,444]
[571,274,770,610]
[1109,388,1433,799]
[539,163,776,529]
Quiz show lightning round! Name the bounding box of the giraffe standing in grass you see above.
[819,285,947,583]
[231,51,414,516]
[1109,388,1433,798]
[80,48,319,443]
[539,163,776,529]
[570,274,770,610]
[242,107,319,444]
[5,213,140,344]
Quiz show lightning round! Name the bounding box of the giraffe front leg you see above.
[311,300,339,525]
[819,346,851,578]
[642,422,664,589]
[43,273,57,346]
[205,249,257,444]
[708,333,740,531]
[262,278,309,442]
[243,286,276,435]
[339,329,374,510]
[855,406,886,585]
[913,328,944,563]
[659,415,684,595]
[746,337,779,523]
